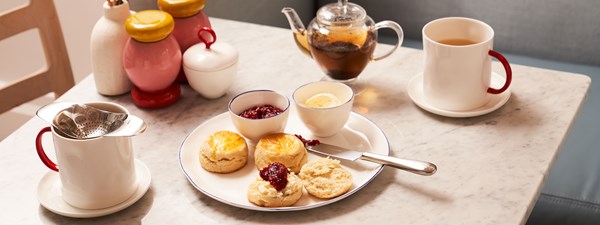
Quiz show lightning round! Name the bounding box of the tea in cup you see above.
[35,102,138,209]
[422,17,512,111]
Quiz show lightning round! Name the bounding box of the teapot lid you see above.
[316,0,366,25]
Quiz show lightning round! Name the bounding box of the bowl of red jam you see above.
[228,90,290,142]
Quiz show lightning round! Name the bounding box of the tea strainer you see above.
[36,102,146,139]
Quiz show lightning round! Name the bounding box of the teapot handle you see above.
[372,21,404,61]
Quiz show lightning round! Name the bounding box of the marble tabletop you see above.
[0,18,591,225]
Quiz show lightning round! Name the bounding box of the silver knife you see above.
[306,143,437,176]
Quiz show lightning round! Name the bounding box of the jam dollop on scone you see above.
[254,133,308,173]
[299,158,353,199]
[199,130,248,173]
[248,162,303,207]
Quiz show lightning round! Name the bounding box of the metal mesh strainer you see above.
[52,104,128,139]
[37,102,146,139]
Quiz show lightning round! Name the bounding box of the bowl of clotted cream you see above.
[292,81,354,137]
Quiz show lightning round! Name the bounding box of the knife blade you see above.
[306,143,437,176]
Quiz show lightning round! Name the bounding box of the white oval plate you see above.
[178,111,389,211]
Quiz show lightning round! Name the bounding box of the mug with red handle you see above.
[35,101,137,209]
[422,17,512,111]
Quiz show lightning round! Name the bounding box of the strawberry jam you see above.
[259,162,289,191]
[294,134,320,146]
[239,104,284,119]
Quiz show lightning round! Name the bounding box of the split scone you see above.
[248,162,303,207]
[199,130,248,173]
[254,133,308,173]
[299,157,353,199]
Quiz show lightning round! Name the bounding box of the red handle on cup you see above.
[487,50,512,94]
[35,126,59,172]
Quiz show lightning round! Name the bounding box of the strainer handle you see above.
[36,127,59,172]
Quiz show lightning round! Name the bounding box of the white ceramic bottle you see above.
[90,0,133,96]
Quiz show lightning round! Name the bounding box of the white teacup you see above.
[293,81,354,137]
[35,102,137,209]
[422,17,512,111]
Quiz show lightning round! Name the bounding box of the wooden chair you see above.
[0,0,75,114]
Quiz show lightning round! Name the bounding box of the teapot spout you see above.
[282,7,305,33]
[282,7,311,57]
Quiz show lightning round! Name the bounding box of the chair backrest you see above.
[0,0,74,114]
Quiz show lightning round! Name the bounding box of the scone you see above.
[254,133,308,173]
[299,158,353,199]
[199,130,248,173]
[247,163,303,207]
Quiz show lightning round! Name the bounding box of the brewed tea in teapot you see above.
[283,0,403,84]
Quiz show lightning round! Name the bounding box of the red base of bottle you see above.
[131,83,180,108]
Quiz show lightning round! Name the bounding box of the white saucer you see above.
[37,159,151,218]
[407,72,511,118]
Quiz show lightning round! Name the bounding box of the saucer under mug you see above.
[407,72,511,118]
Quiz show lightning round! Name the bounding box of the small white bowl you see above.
[293,81,354,137]
[228,90,290,142]
[183,41,238,99]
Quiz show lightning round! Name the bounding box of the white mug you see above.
[422,17,512,111]
[35,102,137,209]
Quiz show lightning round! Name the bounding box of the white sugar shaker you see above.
[90,0,134,96]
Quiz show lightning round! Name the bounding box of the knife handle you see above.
[361,152,437,176]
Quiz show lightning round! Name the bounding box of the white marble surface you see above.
[0,18,591,224]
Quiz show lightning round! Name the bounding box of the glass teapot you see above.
[282,0,403,82]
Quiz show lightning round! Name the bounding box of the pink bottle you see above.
[158,0,212,83]
[123,10,181,108]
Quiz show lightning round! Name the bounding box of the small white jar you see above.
[183,32,238,99]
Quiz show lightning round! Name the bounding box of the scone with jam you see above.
[248,162,303,207]
[199,130,248,173]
